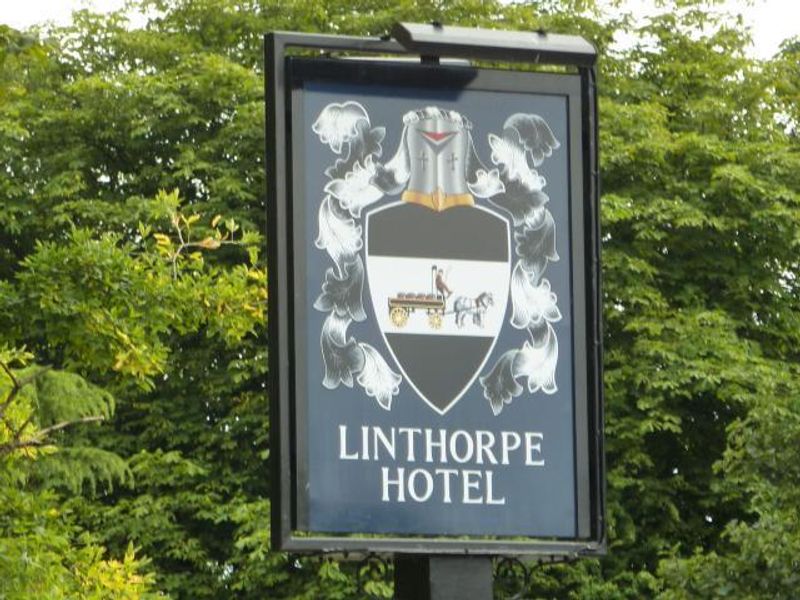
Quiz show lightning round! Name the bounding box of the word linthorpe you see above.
[338,425,545,505]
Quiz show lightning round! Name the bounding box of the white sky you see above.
[0,0,798,59]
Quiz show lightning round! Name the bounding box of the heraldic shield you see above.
[365,204,510,414]
[365,107,511,414]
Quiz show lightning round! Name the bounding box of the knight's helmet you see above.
[403,107,472,211]
[371,106,502,212]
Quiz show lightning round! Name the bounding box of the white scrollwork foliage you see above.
[480,114,562,415]
[313,101,401,411]
[357,344,402,410]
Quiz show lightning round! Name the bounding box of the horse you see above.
[453,292,494,328]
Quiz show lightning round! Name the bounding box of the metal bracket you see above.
[392,21,597,65]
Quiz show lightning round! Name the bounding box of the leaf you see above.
[153,233,172,246]
[197,237,221,249]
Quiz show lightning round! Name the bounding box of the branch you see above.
[0,364,51,422]
[0,361,19,388]
[171,211,186,279]
[157,210,256,280]
[0,439,47,454]
[170,238,245,280]
[36,415,105,438]
[10,413,35,439]
[0,415,105,456]
[0,362,20,421]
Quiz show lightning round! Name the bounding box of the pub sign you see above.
[266,24,604,555]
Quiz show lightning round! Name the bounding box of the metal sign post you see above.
[265,22,603,597]
[395,555,493,600]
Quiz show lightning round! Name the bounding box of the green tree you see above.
[0,347,158,599]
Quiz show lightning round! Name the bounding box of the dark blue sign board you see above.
[266,26,604,556]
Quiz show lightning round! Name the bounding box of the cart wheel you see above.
[390,307,409,328]
[428,313,443,330]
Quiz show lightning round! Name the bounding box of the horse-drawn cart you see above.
[387,293,446,329]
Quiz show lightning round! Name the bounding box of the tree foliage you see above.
[1,1,798,598]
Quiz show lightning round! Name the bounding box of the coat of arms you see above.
[312,102,561,415]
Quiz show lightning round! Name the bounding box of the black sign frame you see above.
[265,28,604,557]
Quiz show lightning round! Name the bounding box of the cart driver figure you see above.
[435,268,452,299]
